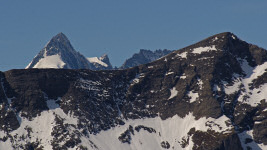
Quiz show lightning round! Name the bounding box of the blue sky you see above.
[0,0,267,71]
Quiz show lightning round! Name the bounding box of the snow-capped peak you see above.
[26,33,101,70]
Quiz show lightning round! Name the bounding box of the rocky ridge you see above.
[1,32,267,149]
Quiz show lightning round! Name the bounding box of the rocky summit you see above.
[1,32,267,150]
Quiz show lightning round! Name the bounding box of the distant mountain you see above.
[4,32,267,149]
[26,33,91,69]
[26,33,172,70]
[26,33,112,70]
[120,49,173,69]
[87,54,112,70]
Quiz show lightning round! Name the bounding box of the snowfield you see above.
[0,109,233,150]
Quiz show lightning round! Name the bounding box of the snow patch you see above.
[165,72,174,76]
[188,91,198,103]
[212,37,218,42]
[0,107,78,150]
[238,130,265,150]
[213,84,221,92]
[180,74,186,79]
[177,52,187,58]
[223,80,242,95]
[168,87,178,100]
[88,113,233,150]
[130,74,145,86]
[197,79,203,90]
[87,57,108,67]
[192,45,217,54]
[230,60,267,106]
[33,54,66,68]
[232,35,236,40]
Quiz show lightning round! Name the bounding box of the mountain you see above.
[26,33,171,70]
[120,49,173,69]
[26,33,91,69]
[26,33,112,70]
[1,32,267,149]
[87,54,113,70]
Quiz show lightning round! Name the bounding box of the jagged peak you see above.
[45,32,71,49]
[100,54,108,60]
[51,32,69,42]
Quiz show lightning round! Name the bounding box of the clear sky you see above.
[0,0,267,71]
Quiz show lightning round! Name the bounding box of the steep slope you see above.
[121,49,172,69]
[26,33,92,69]
[87,54,113,70]
[1,32,267,149]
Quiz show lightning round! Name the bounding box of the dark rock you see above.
[134,125,156,133]
[161,141,170,149]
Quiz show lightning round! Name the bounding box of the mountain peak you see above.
[213,32,238,40]
[52,32,69,41]
[26,33,91,69]
[199,32,238,43]
[45,32,71,48]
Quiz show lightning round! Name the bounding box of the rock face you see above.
[120,49,172,69]
[26,33,112,70]
[2,32,267,149]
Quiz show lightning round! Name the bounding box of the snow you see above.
[25,60,33,69]
[46,98,60,109]
[225,60,267,106]
[220,59,267,106]
[87,113,233,150]
[238,130,266,150]
[165,71,174,76]
[180,74,187,79]
[188,91,198,103]
[232,35,236,40]
[223,80,241,95]
[242,61,267,82]
[130,74,145,86]
[192,45,217,54]
[87,57,108,67]
[33,54,66,68]
[0,107,233,150]
[176,52,187,58]
[0,101,78,150]
[238,83,267,107]
[0,130,12,150]
[197,79,203,90]
[168,87,178,100]
[212,37,218,42]
[213,84,221,92]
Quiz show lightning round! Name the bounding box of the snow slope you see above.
[31,54,66,68]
